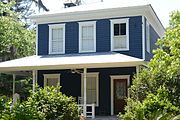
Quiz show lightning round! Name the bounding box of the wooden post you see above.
[32,70,36,94]
[12,74,16,95]
[83,68,87,117]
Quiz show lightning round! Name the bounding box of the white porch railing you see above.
[78,96,95,119]
[78,104,95,119]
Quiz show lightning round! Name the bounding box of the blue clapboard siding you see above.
[116,16,143,58]
[37,67,136,116]
[65,22,79,53]
[96,19,111,52]
[37,16,143,59]
[145,18,160,61]
[38,24,49,55]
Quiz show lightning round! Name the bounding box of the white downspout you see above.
[83,68,87,117]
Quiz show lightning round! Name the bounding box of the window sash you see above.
[79,22,96,53]
[111,19,129,51]
[44,74,60,88]
[49,24,65,54]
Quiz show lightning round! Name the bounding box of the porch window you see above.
[111,18,129,51]
[43,74,60,87]
[49,24,65,54]
[81,73,99,106]
[79,21,96,53]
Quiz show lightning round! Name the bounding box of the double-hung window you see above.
[79,21,96,53]
[44,74,60,87]
[111,18,129,51]
[81,73,99,106]
[49,24,65,54]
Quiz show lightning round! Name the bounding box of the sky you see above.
[42,0,180,28]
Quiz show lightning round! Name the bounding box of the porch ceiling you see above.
[0,52,146,72]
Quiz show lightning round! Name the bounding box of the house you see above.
[0,1,165,118]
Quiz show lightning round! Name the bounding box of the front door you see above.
[114,79,127,114]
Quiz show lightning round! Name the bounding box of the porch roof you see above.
[0,52,145,72]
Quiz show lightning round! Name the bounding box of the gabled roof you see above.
[29,1,165,37]
[0,52,145,72]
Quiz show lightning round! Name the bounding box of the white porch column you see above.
[83,68,87,117]
[136,65,140,77]
[12,74,16,95]
[32,70,36,94]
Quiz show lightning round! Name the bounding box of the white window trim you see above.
[79,21,96,53]
[81,72,99,106]
[110,75,130,115]
[110,18,129,51]
[43,74,60,87]
[146,21,151,53]
[49,24,65,54]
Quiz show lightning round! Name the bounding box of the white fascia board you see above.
[30,5,164,37]
[0,61,146,72]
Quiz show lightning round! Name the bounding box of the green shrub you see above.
[120,86,180,120]
[0,86,79,120]
[26,86,79,120]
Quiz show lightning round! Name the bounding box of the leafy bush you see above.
[26,86,79,120]
[0,86,79,120]
[120,87,180,120]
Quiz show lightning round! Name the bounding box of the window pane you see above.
[114,36,127,49]
[120,23,126,35]
[82,75,97,105]
[81,25,94,51]
[114,24,120,36]
[51,28,63,53]
[47,78,58,87]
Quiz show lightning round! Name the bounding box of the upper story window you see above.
[49,24,65,54]
[111,18,129,51]
[79,21,96,53]
[146,21,150,53]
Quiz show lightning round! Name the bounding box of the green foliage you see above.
[120,11,180,119]
[120,87,180,120]
[26,86,79,120]
[0,86,79,120]
[0,1,35,97]
[0,1,35,59]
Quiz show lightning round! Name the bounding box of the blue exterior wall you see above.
[145,18,160,61]
[37,16,143,59]
[38,24,49,55]
[37,67,136,115]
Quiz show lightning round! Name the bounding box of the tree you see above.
[120,11,180,119]
[0,1,35,96]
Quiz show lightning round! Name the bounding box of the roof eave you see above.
[0,61,145,72]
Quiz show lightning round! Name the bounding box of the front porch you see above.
[0,52,145,119]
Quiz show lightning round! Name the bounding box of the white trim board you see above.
[110,75,130,115]
[142,16,145,60]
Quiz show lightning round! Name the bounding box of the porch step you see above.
[86,116,121,120]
